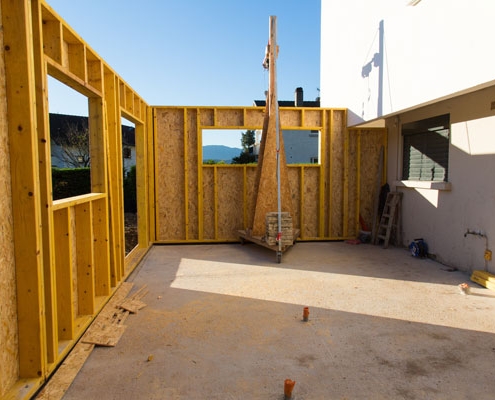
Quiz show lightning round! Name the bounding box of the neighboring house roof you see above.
[253,87,320,108]
[253,99,320,107]
[49,113,135,145]
[49,113,89,144]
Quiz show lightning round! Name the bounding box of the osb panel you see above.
[0,13,19,393]
[245,108,265,127]
[245,166,258,230]
[154,106,366,243]
[303,109,322,127]
[287,166,302,231]
[216,109,243,127]
[202,167,215,239]
[217,168,244,239]
[280,109,302,127]
[329,110,345,237]
[186,109,199,239]
[199,108,214,127]
[302,167,319,238]
[156,108,185,240]
[347,134,358,237]
[358,129,386,231]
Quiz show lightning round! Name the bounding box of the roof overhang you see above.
[349,78,495,129]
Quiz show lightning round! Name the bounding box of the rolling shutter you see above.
[402,115,449,182]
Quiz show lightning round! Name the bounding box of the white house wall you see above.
[320,0,495,126]
[385,85,495,273]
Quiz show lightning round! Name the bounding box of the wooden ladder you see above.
[374,191,402,248]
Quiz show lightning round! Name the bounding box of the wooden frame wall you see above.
[0,1,386,398]
[0,1,151,398]
[154,106,386,243]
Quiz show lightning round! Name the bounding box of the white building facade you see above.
[321,0,495,273]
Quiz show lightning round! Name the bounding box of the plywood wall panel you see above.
[280,109,302,127]
[245,108,265,127]
[186,109,199,239]
[217,109,243,127]
[347,132,358,237]
[358,129,386,231]
[217,168,244,239]
[245,166,258,230]
[199,108,214,127]
[287,166,302,232]
[155,108,186,240]
[329,110,345,237]
[302,167,319,237]
[202,167,215,239]
[153,106,385,243]
[304,109,322,127]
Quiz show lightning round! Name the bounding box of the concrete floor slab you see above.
[62,242,495,399]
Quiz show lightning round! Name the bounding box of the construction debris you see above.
[35,283,148,400]
[82,284,148,346]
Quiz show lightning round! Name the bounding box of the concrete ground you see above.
[62,242,495,399]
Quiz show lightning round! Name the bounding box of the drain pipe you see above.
[464,229,490,271]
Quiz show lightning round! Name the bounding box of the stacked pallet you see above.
[265,212,293,246]
[471,270,495,291]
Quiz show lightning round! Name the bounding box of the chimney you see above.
[295,87,303,107]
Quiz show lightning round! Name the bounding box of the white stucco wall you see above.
[321,0,495,125]
[385,85,495,273]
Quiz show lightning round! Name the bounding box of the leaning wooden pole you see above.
[238,16,298,262]
[251,16,293,237]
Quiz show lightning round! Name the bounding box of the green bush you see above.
[52,167,91,200]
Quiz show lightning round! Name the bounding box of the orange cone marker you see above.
[284,379,296,398]
[303,306,310,321]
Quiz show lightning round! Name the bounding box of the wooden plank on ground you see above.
[35,343,95,400]
[81,319,127,347]
[119,298,147,313]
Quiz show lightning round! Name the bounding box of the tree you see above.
[231,129,257,164]
[52,120,90,168]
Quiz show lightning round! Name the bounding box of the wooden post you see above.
[1,0,47,378]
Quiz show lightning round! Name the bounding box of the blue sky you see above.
[46,1,321,147]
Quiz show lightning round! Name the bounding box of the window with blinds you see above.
[402,114,450,181]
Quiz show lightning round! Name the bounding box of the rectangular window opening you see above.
[402,114,450,182]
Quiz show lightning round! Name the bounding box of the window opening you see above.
[48,76,91,200]
[402,114,450,181]
[122,117,138,254]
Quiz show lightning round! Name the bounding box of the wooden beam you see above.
[89,97,107,193]
[32,0,58,364]
[251,16,294,236]
[136,120,150,248]
[46,57,102,98]
[52,193,106,211]
[2,0,47,378]
[104,70,123,285]
[148,108,157,243]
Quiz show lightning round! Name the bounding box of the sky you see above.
[46,0,321,148]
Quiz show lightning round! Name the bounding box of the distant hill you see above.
[203,145,242,163]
